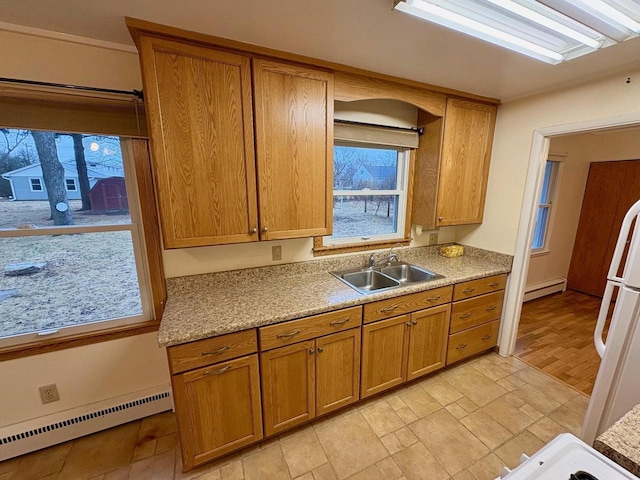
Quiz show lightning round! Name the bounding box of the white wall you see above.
[526,129,640,288]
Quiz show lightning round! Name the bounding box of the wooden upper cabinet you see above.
[436,99,497,227]
[138,36,258,248]
[252,59,334,240]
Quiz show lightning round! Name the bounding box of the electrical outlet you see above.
[39,384,60,404]
[429,232,439,245]
[272,245,282,261]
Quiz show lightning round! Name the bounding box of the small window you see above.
[29,178,42,191]
[65,178,77,191]
[532,160,560,251]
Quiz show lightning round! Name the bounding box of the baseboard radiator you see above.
[523,278,567,302]
[0,387,173,462]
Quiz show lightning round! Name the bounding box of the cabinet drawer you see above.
[259,306,362,351]
[453,274,507,301]
[450,291,504,334]
[363,286,453,324]
[447,320,499,365]
[168,330,257,374]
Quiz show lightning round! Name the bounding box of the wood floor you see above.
[515,290,608,396]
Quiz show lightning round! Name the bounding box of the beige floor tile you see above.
[395,426,419,447]
[155,432,179,454]
[312,463,337,480]
[445,402,469,419]
[315,411,387,479]
[220,459,244,480]
[6,441,73,480]
[294,474,313,480]
[510,384,561,414]
[519,404,544,421]
[527,417,567,443]
[128,450,174,480]
[453,469,476,480]
[494,431,545,469]
[481,397,534,434]
[0,457,20,475]
[457,397,479,413]
[243,444,291,480]
[376,457,403,479]
[398,386,442,418]
[395,406,419,424]
[572,394,591,409]
[419,375,463,405]
[386,395,408,411]
[132,438,157,462]
[503,393,525,408]
[360,400,406,437]
[548,404,585,436]
[137,411,177,440]
[58,421,139,480]
[514,367,579,404]
[281,427,328,478]
[470,360,514,381]
[497,355,528,371]
[441,365,507,407]
[392,442,449,480]
[103,466,131,480]
[380,432,404,455]
[346,465,383,480]
[410,409,489,475]
[468,453,505,480]
[459,410,514,450]
[497,375,527,392]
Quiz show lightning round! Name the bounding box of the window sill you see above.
[530,249,551,257]
[313,237,411,256]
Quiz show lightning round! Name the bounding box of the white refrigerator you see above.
[582,198,640,444]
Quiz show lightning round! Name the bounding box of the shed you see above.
[89,177,129,213]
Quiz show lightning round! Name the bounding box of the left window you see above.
[0,129,151,347]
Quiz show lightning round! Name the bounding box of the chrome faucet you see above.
[385,242,404,267]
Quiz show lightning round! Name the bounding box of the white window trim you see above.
[323,148,410,247]
[29,177,43,192]
[0,138,152,349]
[531,159,562,254]
[65,177,77,191]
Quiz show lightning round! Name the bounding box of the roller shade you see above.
[334,122,419,149]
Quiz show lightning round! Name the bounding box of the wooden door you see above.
[260,340,316,436]
[361,315,409,399]
[568,160,640,297]
[407,304,451,381]
[252,59,333,240]
[139,36,258,248]
[436,99,497,226]
[172,355,262,470]
[315,329,361,416]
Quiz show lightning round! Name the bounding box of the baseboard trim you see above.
[523,278,567,302]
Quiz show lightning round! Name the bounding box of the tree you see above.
[70,134,91,210]
[32,131,73,225]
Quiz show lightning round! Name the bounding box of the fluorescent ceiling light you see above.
[575,0,640,32]
[485,0,602,48]
[395,0,565,63]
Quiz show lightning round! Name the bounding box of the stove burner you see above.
[570,472,600,480]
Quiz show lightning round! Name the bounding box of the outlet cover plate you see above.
[39,384,60,404]
[272,245,282,261]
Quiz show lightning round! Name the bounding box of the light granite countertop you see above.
[595,403,640,476]
[158,245,513,347]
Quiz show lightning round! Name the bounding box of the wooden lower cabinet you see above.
[172,354,263,470]
[261,329,361,436]
[407,304,451,380]
[447,320,500,365]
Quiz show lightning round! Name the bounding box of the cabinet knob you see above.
[309,348,315,354]
[317,347,324,353]
[412,320,418,325]
[250,228,257,234]
[438,216,443,222]
[406,322,411,327]
[262,227,268,233]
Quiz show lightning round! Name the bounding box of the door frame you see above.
[499,111,640,356]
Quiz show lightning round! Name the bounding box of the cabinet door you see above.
[361,315,410,399]
[316,329,361,416]
[253,59,333,240]
[172,354,262,470]
[436,99,497,226]
[261,340,316,436]
[407,304,451,381]
[139,36,258,248]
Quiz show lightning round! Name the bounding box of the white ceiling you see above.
[2,0,640,101]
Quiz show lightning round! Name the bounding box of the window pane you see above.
[539,161,553,204]
[334,146,399,191]
[0,130,130,228]
[327,195,399,240]
[0,231,143,338]
[532,206,550,249]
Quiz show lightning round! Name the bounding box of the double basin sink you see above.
[331,261,443,295]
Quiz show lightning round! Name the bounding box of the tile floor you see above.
[0,353,589,480]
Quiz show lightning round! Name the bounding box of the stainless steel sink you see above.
[331,262,443,294]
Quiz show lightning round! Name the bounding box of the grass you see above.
[327,197,398,241]
[0,200,142,338]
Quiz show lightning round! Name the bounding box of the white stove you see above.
[498,434,639,480]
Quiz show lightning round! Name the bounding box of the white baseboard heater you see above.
[0,386,173,462]
[523,278,567,302]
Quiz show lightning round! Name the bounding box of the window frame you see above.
[29,177,43,192]
[531,159,561,255]
[65,177,77,191]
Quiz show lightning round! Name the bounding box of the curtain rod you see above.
[334,119,424,136]
[0,77,144,100]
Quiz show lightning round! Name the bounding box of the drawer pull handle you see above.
[487,282,500,287]
[456,343,468,350]
[381,305,399,313]
[458,312,473,319]
[201,345,230,356]
[482,334,493,340]
[204,365,232,376]
[330,318,351,326]
[427,295,441,302]
[462,288,475,294]
[277,330,301,339]
[485,305,497,312]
